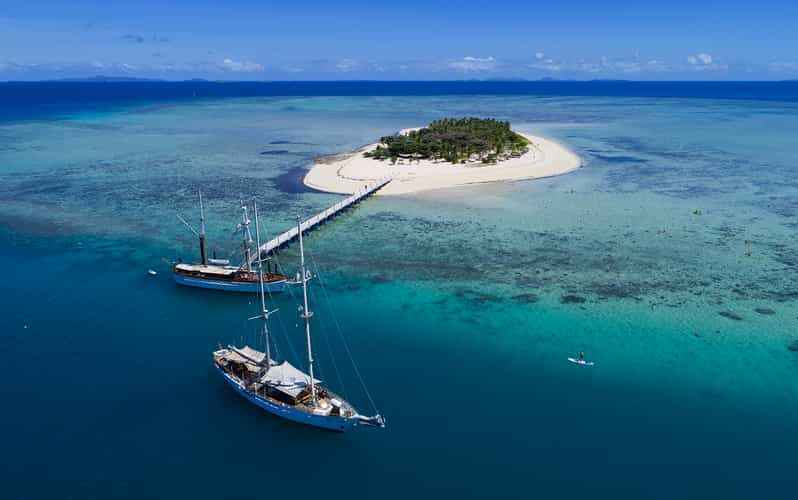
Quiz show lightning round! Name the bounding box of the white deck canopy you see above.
[175,263,237,275]
[222,347,321,397]
[222,346,266,372]
[260,361,321,398]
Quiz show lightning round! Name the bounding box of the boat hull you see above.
[215,365,357,432]
[173,272,287,293]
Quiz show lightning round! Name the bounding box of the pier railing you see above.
[247,177,392,265]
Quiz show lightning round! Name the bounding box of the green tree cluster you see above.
[364,117,529,164]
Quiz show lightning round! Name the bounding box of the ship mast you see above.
[297,217,317,406]
[252,198,272,371]
[239,202,252,271]
[198,191,208,265]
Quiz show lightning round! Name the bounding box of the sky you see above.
[2,0,798,81]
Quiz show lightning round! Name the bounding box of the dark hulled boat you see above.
[173,193,288,293]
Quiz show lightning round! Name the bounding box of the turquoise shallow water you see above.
[1,89,797,499]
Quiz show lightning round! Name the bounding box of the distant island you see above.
[364,117,530,164]
[46,76,220,83]
[49,75,167,82]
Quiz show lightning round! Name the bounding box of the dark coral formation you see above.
[718,311,743,321]
[512,293,539,304]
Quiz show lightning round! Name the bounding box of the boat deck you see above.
[174,263,287,283]
[214,349,356,418]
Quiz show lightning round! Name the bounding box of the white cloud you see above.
[527,56,677,75]
[220,58,264,72]
[535,52,545,60]
[645,59,671,72]
[687,53,713,65]
[335,59,358,72]
[686,52,726,72]
[529,62,562,72]
[448,56,496,71]
[769,61,798,73]
[612,61,642,73]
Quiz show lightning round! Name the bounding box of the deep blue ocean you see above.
[2,80,798,123]
[1,81,797,499]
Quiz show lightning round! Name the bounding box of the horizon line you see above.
[2,78,798,84]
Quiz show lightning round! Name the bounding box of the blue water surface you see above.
[1,82,797,499]
[2,80,798,123]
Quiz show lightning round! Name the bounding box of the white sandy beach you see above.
[303,131,581,196]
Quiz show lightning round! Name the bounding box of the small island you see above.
[304,118,581,196]
[364,118,530,164]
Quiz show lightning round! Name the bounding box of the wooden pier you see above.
[248,177,392,265]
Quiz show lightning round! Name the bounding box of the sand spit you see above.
[303,132,581,196]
